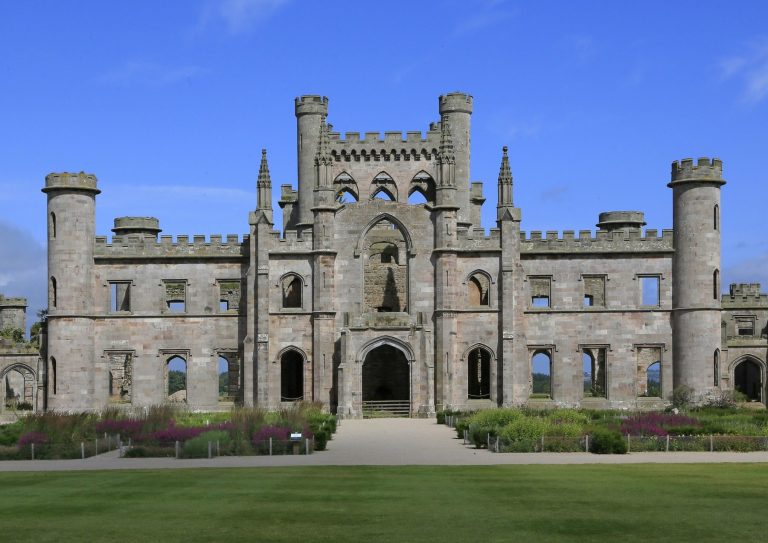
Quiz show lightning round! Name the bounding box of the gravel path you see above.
[2,418,768,472]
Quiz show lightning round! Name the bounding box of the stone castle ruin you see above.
[20,92,767,416]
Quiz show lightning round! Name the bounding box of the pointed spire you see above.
[257,148,272,210]
[438,120,455,164]
[497,145,513,207]
[315,120,332,166]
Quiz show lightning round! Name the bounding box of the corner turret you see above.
[295,95,328,229]
[669,157,725,400]
[112,217,161,238]
[438,92,473,227]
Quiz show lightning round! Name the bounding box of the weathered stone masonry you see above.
[38,93,768,416]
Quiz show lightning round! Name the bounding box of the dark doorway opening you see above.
[362,344,410,417]
[734,359,762,402]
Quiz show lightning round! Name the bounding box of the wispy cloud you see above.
[724,252,768,287]
[0,220,47,333]
[540,185,570,202]
[719,38,768,104]
[452,0,518,37]
[97,61,205,87]
[199,0,291,35]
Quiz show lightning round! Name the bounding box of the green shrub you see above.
[672,386,694,409]
[469,425,494,448]
[183,430,230,458]
[455,419,470,439]
[589,430,627,454]
[546,409,589,426]
[499,417,551,442]
[0,421,24,446]
[467,408,524,429]
[124,447,147,458]
[313,429,329,451]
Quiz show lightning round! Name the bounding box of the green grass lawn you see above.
[1,464,766,542]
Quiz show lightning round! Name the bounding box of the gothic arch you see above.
[356,335,415,364]
[334,171,359,201]
[276,345,308,365]
[354,213,416,258]
[727,354,766,375]
[464,270,494,307]
[1,363,36,408]
[408,171,436,204]
[370,171,398,201]
[279,272,305,309]
[461,342,497,362]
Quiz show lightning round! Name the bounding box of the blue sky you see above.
[1,0,767,328]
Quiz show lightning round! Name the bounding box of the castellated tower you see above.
[42,172,99,409]
[669,158,725,398]
[294,95,328,229]
[438,92,473,228]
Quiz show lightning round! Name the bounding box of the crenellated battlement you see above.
[328,125,442,163]
[439,92,474,114]
[670,157,725,185]
[294,95,328,116]
[42,171,100,193]
[455,227,502,250]
[519,228,674,254]
[723,283,768,307]
[94,233,248,259]
[0,294,27,308]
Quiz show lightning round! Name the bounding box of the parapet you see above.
[328,123,442,162]
[111,217,161,237]
[295,95,328,117]
[0,294,27,308]
[94,233,248,260]
[520,228,673,254]
[596,211,646,231]
[42,171,100,194]
[723,283,768,308]
[439,92,473,115]
[669,157,725,186]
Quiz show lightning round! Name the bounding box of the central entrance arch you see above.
[734,358,763,402]
[362,343,411,417]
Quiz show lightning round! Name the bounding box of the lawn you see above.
[1,464,766,542]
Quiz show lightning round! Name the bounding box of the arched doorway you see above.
[734,358,763,402]
[280,349,304,402]
[467,346,491,400]
[362,344,410,417]
[2,365,35,410]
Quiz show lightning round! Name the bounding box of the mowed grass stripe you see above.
[0,464,766,542]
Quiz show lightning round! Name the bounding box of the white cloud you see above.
[452,0,517,37]
[719,38,768,104]
[97,61,205,87]
[724,252,768,288]
[0,220,47,332]
[199,0,291,35]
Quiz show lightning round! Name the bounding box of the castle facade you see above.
[36,93,767,416]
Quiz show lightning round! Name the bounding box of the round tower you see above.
[295,95,328,229]
[438,92,473,228]
[42,172,100,409]
[668,157,725,399]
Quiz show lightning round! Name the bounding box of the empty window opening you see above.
[336,188,358,204]
[50,212,56,239]
[583,275,605,307]
[50,357,56,395]
[530,277,551,308]
[372,188,395,201]
[282,276,302,308]
[714,204,719,230]
[467,347,491,399]
[109,282,131,312]
[713,269,720,300]
[640,276,660,306]
[280,350,304,402]
[713,350,720,387]
[468,274,490,307]
[108,352,132,404]
[364,230,407,313]
[167,356,187,403]
[50,277,57,308]
[218,281,241,312]
[736,318,755,337]
[165,281,186,312]
[3,367,34,409]
[583,349,607,398]
[734,358,762,402]
[407,189,428,205]
[531,351,552,398]
[645,361,661,397]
